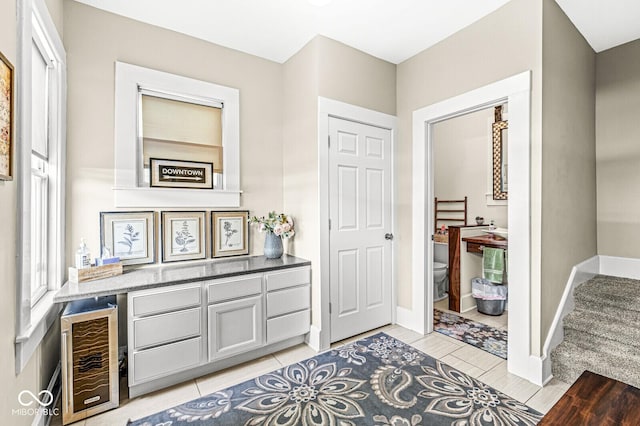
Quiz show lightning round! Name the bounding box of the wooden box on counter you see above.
[68,263,123,283]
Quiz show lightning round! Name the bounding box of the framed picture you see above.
[150,158,213,189]
[0,51,14,181]
[161,211,207,262]
[211,211,249,258]
[100,211,156,265]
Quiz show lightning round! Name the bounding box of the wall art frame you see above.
[0,50,14,180]
[211,210,249,258]
[100,211,156,265]
[161,211,207,262]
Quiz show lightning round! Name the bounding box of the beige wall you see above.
[317,37,396,116]
[396,0,544,350]
[282,36,396,331]
[596,39,640,257]
[540,0,596,352]
[63,1,284,262]
[433,107,508,229]
[282,38,320,325]
[0,1,63,424]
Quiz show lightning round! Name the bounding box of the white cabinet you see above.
[128,265,311,397]
[207,273,264,361]
[128,282,204,387]
[208,295,263,361]
[265,268,311,344]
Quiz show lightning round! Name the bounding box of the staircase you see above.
[551,274,640,387]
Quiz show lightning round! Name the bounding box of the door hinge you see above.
[328,135,331,148]
[329,303,332,314]
[329,218,332,230]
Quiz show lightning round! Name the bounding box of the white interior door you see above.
[329,117,392,342]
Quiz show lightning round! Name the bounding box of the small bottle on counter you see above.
[75,238,91,269]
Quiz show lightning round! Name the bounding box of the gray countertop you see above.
[54,255,311,303]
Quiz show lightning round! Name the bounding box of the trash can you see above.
[472,277,507,316]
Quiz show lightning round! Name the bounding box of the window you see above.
[16,0,66,373]
[139,91,224,189]
[114,62,240,207]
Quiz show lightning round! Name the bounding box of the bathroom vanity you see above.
[55,255,311,398]
[448,225,508,312]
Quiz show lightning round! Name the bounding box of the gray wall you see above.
[596,39,640,257]
[540,0,597,353]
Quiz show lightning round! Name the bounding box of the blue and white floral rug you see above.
[129,333,540,425]
[434,309,508,359]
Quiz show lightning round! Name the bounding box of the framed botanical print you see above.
[161,211,207,262]
[0,51,14,180]
[211,211,249,257]
[100,211,156,265]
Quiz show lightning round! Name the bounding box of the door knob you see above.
[385,233,394,240]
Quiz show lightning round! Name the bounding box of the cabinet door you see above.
[208,295,263,361]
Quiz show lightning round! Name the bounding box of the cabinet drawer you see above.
[267,309,310,344]
[131,284,201,317]
[132,337,202,384]
[267,284,310,318]
[265,267,310,292]
[207,274,262,304]
[133,308,201,350]
[466,242,484,254]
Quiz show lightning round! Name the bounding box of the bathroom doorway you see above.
[412,71,541,384]
[431,106,508,340]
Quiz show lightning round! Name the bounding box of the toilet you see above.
[434,242,449,301]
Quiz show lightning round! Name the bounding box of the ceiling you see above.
[73,0,640,64]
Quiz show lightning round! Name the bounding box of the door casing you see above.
[412,71,543,385]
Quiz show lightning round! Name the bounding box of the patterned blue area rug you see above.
[434,309,508,359]
[129,333,540,425]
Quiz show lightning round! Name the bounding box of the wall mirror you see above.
[492,105,508,200]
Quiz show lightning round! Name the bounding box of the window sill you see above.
[113,187,241,208]
[15,291,62,373]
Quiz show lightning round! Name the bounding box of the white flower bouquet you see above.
[249,211,295,238]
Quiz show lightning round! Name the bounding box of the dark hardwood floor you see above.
[539,370,640,425]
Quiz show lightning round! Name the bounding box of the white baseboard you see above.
[599,255,640,279]
[395,306,417,331]
[306,325,322,352]
[32,362,60,426]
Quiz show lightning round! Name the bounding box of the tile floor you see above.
[54,323,571,425]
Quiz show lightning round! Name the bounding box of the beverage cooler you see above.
[60,296,119,424]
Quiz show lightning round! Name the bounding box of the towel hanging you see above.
[483,247,506,284]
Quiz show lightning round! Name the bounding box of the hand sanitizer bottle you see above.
[75,239,91,269]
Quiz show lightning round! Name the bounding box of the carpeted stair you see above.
[551,275,640,387]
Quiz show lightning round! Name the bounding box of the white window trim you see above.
[114,62,241,207]
[16,0,66,374]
